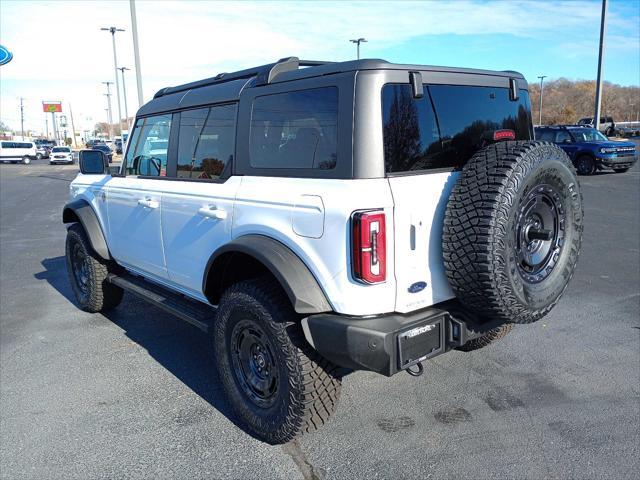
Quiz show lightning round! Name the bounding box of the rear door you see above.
[160,104,240,298]
[382,80,533,313]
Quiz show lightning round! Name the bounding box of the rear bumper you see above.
[302,306,507,377]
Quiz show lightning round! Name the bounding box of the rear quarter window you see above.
[249,87,338,170]
[382,84,532,173]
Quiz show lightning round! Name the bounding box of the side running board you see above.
[107,273,214,333]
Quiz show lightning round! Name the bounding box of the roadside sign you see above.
[0,45,12,66]
[43,101,62,113]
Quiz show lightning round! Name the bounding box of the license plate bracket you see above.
[397,316,445,370]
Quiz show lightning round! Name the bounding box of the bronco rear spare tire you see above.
[443,141,583,324]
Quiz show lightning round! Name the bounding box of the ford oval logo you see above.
[0,45,13,66]
[408,281,427,293]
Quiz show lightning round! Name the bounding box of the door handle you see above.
[138,198,159,209]
[198,205,227,220]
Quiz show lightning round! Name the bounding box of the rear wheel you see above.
[213,278,342,444]
[65,223,123,312]
[575,155,595,176]
[613,167,630,173]
[443,141,583,324]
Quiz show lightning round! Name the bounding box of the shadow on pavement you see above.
[35,256,257,440]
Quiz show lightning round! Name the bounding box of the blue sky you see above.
[1,0,638,134]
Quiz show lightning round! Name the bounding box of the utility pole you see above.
[19,97,25,139]
[594,0,608,132]
[130,0,144,107]
[101,26,125,135]
[51,112,58,144]
[349,38,367,60]
[537,76,547,125]
[118,67,131,131]
[45,115,49,139]
[102,81,114,139]
[69,103,78,148]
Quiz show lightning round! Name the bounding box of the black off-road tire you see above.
[613,167,630,173]
[443,141,583,325]
[213,278,342,444]
[65,223,123,313]
[456,324,514,352]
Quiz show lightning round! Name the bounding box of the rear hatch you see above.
[382,81,533,313]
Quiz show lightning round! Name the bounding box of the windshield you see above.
[569,128,608,142]
[52,147,70,152]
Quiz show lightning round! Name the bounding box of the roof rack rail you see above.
[153,57,334,99]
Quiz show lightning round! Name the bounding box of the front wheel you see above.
[36,153,42,160]
[213,278,342,444]
[22,156,31,165]
[65,223,123,312]
[575,155,595,176]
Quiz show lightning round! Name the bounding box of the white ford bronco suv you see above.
[63,57,583,443]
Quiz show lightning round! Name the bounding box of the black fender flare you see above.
[203,235,332,314]
[62,199,111,260]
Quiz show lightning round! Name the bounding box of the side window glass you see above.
[124,114,172,176]
[555,131,571,143]
[250,87,338,170]
[177,104,236,180]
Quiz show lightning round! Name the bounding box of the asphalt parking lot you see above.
[1,159,638,480]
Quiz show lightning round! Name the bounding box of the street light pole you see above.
[594,0,608,133]
[118,67,131,132]
[102,81,113,139]
[130,0,144,107]
[349,38,367,60]
[101,26,125,135]
[537,75,547,125]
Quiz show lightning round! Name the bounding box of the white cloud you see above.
[0,0,634,133]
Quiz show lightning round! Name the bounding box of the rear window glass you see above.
[382,84,532,173]
[250,87,338,170]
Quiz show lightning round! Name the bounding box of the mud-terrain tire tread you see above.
[456,323,515,352]
[65,223,123,312]
[213,277,341,444]
[443,140,583,324]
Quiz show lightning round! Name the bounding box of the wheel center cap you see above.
[256,354,266,368]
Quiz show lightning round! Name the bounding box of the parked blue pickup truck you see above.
[535,125,637,175]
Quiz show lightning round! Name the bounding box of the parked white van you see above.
[0,141,37,164]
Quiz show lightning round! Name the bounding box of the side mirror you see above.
[562,139,572,144]
[79,149,108,174]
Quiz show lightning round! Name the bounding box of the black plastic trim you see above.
[203,235,332,314]
[62,199,111,260]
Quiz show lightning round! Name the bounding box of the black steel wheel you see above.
[70,241,91,296]
[575,155,595,175]
[230,319,280,409]
[515,184,565,284]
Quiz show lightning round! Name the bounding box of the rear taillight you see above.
[352,210,386,284]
